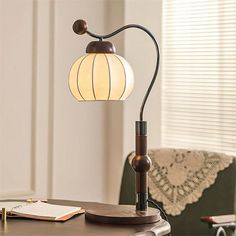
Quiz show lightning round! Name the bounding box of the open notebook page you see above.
[0,202,29,212]
[11,201,81,220]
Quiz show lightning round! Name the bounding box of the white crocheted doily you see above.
[129,149,233,216]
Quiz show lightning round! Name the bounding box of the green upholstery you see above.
[119,153,236,236]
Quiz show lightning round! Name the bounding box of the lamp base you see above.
[85,203,160,224]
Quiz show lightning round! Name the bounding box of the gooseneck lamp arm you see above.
[73,19,160,213]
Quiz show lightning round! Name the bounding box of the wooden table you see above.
[0,199,170,236]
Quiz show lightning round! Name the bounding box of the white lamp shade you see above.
[69,53,134,101]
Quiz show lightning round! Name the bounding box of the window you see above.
[161,0,236,155]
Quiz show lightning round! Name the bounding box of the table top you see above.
[0,199,170,236]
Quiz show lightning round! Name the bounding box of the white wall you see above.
[0,0,108,203]
[107,0,163,203]
[0,0,36,198]
[123,0,163,156]
[51,0,107,202]
[105,0,125,203]
[0,0,162,204]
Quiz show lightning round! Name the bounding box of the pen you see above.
[2,208,7,223]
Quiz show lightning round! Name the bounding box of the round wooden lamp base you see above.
[85,204,160,225]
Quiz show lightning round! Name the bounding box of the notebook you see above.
[0,201,85,221]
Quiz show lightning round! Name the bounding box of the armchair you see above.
[119,148,236,236]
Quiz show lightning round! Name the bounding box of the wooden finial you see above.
[72,19,88,35]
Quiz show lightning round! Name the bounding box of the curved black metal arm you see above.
[86,25,160,122]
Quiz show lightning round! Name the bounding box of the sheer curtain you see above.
[161,0,236,155]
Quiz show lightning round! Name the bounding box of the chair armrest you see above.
[201,215,236,236]
[201,214,236,224]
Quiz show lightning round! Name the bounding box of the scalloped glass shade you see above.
[69,53,134,101]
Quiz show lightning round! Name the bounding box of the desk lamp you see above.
[69,19,160,224]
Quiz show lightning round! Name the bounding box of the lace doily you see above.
[129,149,234,216]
